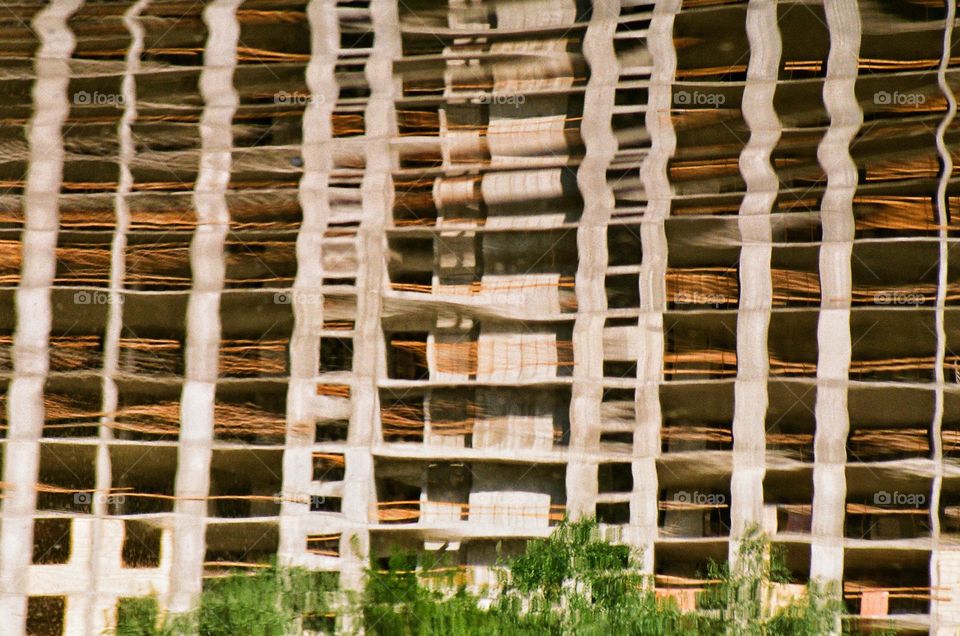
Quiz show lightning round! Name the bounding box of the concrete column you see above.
[568,0,619,522]
[931,3,956,632]
[729,0,781,557]
[0,2,82,633]
[635,0,681,575]
[810,0,861,590]
[168,0,241,615]
[279,0,340,571]
[341,0,401,592]
[86,2,150,633]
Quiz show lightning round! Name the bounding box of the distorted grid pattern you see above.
[2,0,960,633]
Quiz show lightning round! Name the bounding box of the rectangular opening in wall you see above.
[219,336,289,378]
[427,388,477,444]
[766,382,816,463]
[214,381,288,445]
[387,236,433,288]
[375,475,422,525]
[124,233,192,291]
[849,311,937,383]
[32,518,71,565]
[670,196,741,218]
[319,337,354,373]
[598,463,634,494]
[223,236,297,288]
[26,596,65,636]
[844,479,932,541]
[387,331,430,380]
[310,496,343,514]
[381,392,425,442]
[43,380,102,439]
[209,449,282,518]
[117,326,185,378]
[667,267,738,309]
[661,383,735,453]
[114,381,182,441]
[654,541,729,597]
[37,444,96,513]
[851,193,936,240]
[322,275,356,287]
[470,386,570,450]
[843,548,931,616]
[48,332,103,373]
[767,311,818,377]
[770,246,821,307]
[127,190,196,232]
[603,360,637,378]
[204,522,279,571]
[661,420,733,453]
[600,431,633,451]
[109,445,176,515]
[771,542,811,584]
[763,470,813,535]
[0,241,20,288]
[847,424,931,462]
[55,232,112,287]
[663,313,738,380]
[596,502,630,525]
[601,388,635,427]
[306,533,341,557]
[607,223,642,266]
[313,453,345,481]
[658,486,732,538]
[226,190,302,233]
[122,520,162,568]
[605,272,640,309]
[116,293,188,376]
[850,241,938,307]
[315,419,349,443]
